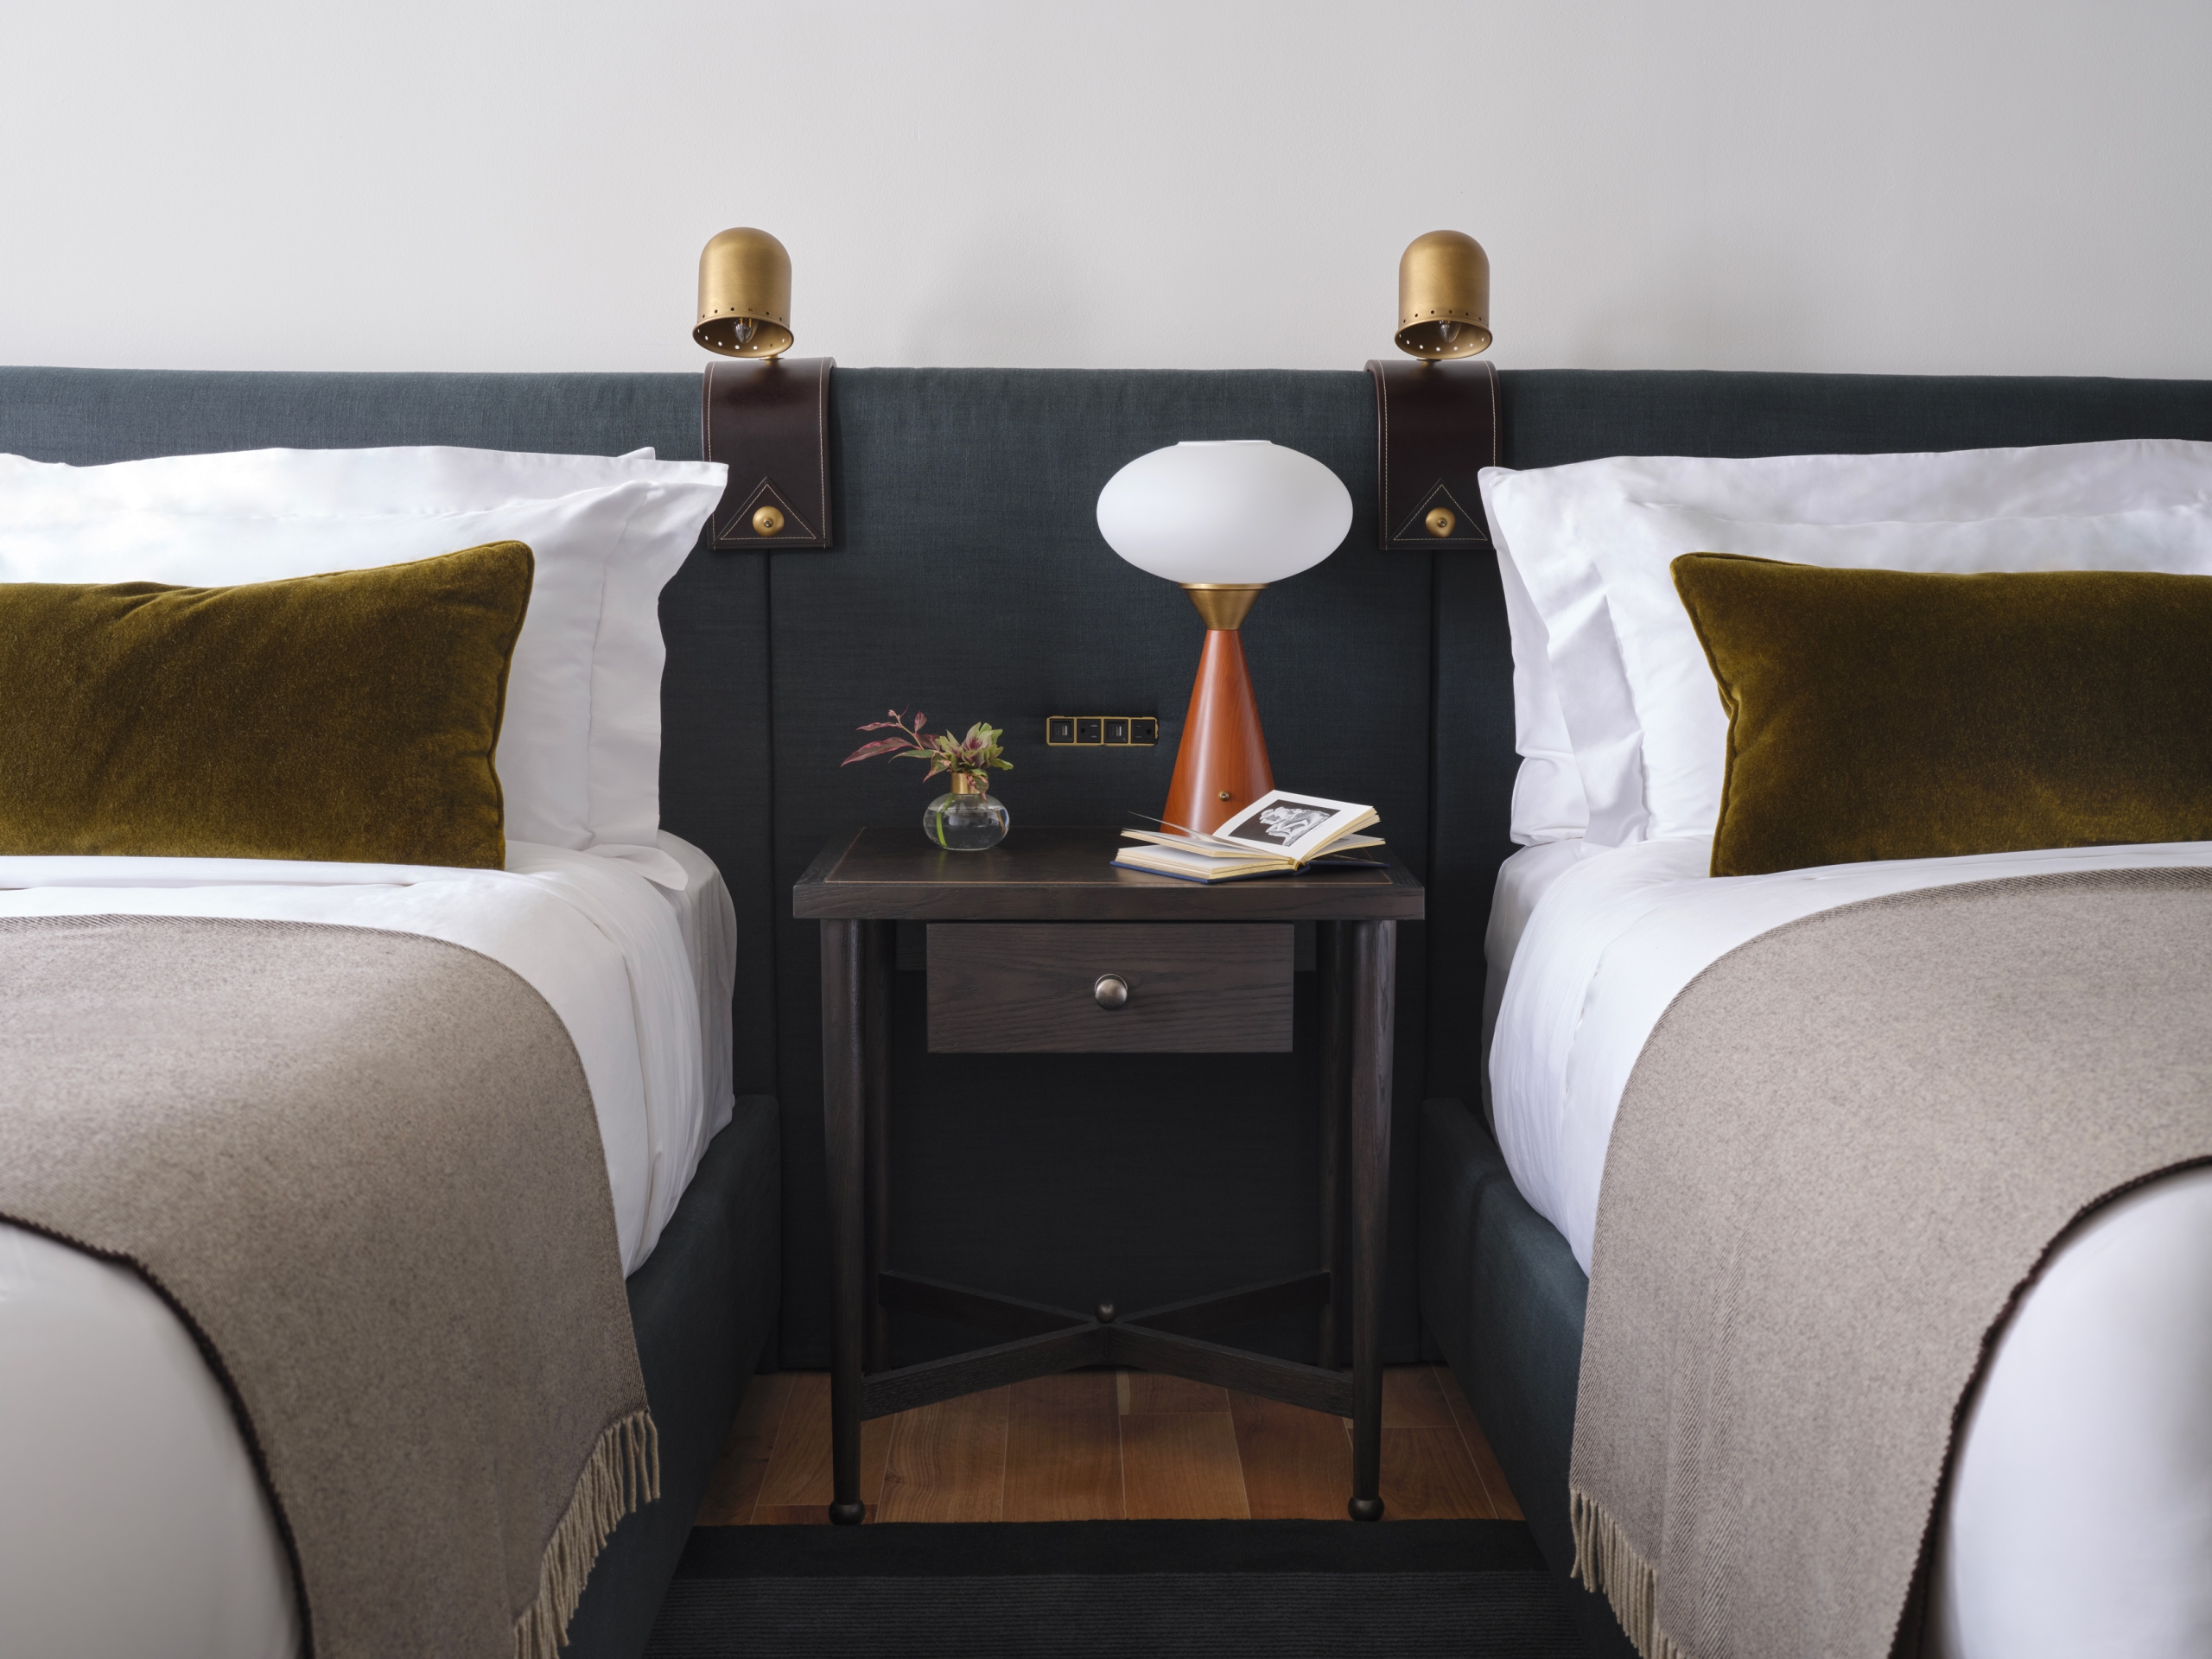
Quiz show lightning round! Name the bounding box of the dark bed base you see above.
[1420,1095,1637,1659]
[563,1094,782,1659]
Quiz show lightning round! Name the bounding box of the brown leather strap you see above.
[1364,359,1498,550]
[702,356,836,550]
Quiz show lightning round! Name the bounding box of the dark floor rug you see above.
[645,1520,1589,1657]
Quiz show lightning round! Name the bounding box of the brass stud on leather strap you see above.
[1425,507,1456,537]
[753,505,785,536]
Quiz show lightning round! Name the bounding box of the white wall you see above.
[3,0,2206,378]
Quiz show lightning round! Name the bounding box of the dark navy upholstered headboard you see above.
[8,364,2210,1368]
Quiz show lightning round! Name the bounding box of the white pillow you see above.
[0,448,725,874]
[1484,439,2212,846]
[1483,474,1588,845]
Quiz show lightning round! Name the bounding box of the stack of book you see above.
[1110,790,1385,884]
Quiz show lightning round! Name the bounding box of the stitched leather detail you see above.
[1365,359,1498,550]
[702,356,836,550]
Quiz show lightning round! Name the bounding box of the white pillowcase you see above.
[1487,524,1589,845]
[0,448,725,877]
[1482,439,2212,847]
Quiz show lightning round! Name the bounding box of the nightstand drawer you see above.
[926,923,1294,1052]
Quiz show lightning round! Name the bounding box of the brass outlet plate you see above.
[1047,715,1157,747]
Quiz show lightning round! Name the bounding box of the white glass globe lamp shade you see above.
[1095,441,1352,585]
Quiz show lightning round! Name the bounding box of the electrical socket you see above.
[1046,715,1158,747]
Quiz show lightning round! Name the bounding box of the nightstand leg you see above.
[1316,920,1352,1370]
[821,919,868,1524]
[1347,918,1396,1522]
[862,919,893,1373]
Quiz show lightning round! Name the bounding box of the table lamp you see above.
[1096,441,1353,836]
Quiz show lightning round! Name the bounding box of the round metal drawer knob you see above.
[1093,973,1129,1010]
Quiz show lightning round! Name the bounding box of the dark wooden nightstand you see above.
[793,826,1425,1522]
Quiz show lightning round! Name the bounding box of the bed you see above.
[1485,836,2212,1657]
[0,435,781,1659]
[1433,431,2212,1659]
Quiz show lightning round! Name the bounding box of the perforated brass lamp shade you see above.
[695,228,794,358]
[1395,230,1491,359]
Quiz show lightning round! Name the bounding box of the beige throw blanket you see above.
[0,915,657,1659]
[1569,869,2212,1659]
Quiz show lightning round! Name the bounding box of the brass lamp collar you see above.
[1181,582,1266,630]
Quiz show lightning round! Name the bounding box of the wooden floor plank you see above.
[734,1368,1524,1529]
[695,1371,793,1524]
[1122,1370,1230,1414]
[877,1388,1013,1522]
[1379,1425,1494,1521]
[751,1372,892,1516]
[1229,1390,1352,1521]
[1003,1372,1124,1521]
[1122,1411,1250,1519]
[1382,1363,1456,1428]
[1435,1364,1523,1521]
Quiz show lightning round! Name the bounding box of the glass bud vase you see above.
[921,773,1010,850]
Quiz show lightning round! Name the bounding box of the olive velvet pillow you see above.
[1672,553,2212,877]
[0,541,533,867]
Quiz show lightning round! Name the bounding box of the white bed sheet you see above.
[1486,835,2212,1659]
[0,831,736,1659]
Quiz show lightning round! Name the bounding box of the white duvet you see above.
[0,834,735,1659]
[1486,837,2212,1658]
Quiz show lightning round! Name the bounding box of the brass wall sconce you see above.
[693,227,834,548]
[1367,231,1498,550]
[1394,230,1491,360]
[695,227,795,359]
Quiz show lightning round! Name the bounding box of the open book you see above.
[1111,790,1385,883]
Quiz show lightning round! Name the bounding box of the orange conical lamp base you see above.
[1163,628,1274,836]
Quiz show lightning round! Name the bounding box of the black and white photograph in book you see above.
[1245,801,1332,844]
[1212,791,1378,861]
